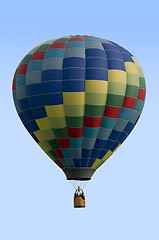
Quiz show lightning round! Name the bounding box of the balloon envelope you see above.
[12,35,146,180]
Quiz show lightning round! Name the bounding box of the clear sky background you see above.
[1,0,159,239]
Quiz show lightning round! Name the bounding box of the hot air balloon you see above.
[12,35,146,208]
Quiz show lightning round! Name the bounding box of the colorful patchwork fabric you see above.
[12,35,146,175]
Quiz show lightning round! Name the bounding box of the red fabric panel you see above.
[122,96,137,110]
[56,138,70,149]
[30,51,45,61]
[48,42,66,50]
[16,64,28,75]
[67,127,83,138]
[54,149,64,159]
[104,106,121,118]
[12,78,16,91]
[68,37,84,42]
[84,116,102,128]
[56,159,64,168]
[138,88,146,101]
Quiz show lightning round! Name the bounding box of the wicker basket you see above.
[74,196,85,208]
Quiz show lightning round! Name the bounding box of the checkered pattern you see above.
[12,35,146,172]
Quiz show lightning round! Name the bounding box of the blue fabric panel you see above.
[122,53,134,63]
[27,61,42,72]
[18,98,29,111]
[73,159,81,167]
[109,129,121,141]
[134,100,144,112]
[124,122,134,135]
[117,132,127,144]
[28,95,44,108]
[104,139,115,150]
[90,149,101,158]
[87,158,96,167]
[22,109,34,122]
[105,50,123,60]
[83,127,100,138]
[86,57,107,68]
[26,84,42,96]
[81,159,89,167]
[94,139,106,149]
[101,117,117,129]
[110,42,133,56]
[63,57,85,68]
[63,68,85,80]
[63,80,85,92]
[42,81,62,94]
[102,43,117,50]
[24,122,32,134]
[107,59,125,71]
[30,132,39,143]
[85,49,106,58]
[82,149,93,158]
[84,37,99,42]
[98,150,108,159]
[27,120,39,132]
[69,138,82,148]
[86,68,108,81]
[119,108,133,120]
[16,75,25,87]
[44,49,64,59]
[31,106,47,119]
[19,112,26,124]
[61,149,72,158]
[42,69,63,81]
[43,93,63,105]
[110,142,119,152]
[65,41,84,48]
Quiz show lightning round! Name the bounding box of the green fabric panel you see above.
[64,105,84,116]
[108,82,126,96]
[66,116,84,127]
[20,54,32,64]
[54,37,69,42]
[47,139,59,150]
[126,73,139,86]
[125,85,139,98]
[85,93,107,105]
[47,150,58,160]
[106,94,124,107]
[139,77,146,89]
[85,105,105,117]
[49,117,66,129]
[35,44,50,51]
[53,128,68,139]
[40,141,52,151]
[41,129,55,140]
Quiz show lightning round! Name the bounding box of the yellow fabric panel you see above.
[45,105,65,117]
[33,130,45,142]
[108,70,126,83]
[63,92,85,104]
[102,150,113,161]
[132,57,144,78]
[85,80,108,93]
[125,62,138,74]
[92,159,101,168]
[36,117,51,130]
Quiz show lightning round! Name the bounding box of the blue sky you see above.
[1,0,159,239]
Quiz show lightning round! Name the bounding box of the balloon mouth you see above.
[63,167,96,181]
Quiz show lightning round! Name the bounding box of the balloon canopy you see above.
[12,35,146,180]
